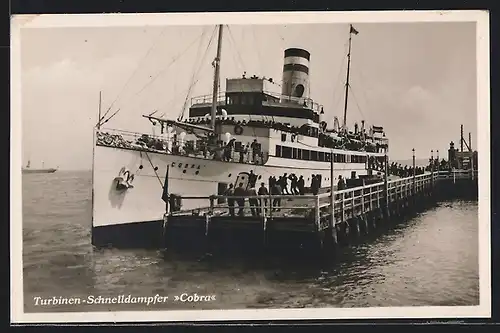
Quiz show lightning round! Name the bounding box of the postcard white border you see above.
[10,10,491,323]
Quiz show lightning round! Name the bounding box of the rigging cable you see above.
[177,26,218,121]
[100,108,121,126]
[133,28,211,98]
[144,152,164,188]
[100,28,209,127]
[98,27,168,125]
[176,26,215,120]
[251,27,263,75]
[348,85,367,122]
[226,25,246,72]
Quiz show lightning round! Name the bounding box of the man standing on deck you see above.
[258,182,269,214]
[247,186,259,217]
[297,175,305,195]
[251,139,260,163]
[224,184,235,217]
[337,175,346,191]
[271,181,282,212]
[234,183,246,217]
[248,170,258,188]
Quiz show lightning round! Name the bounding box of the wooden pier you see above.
[162,168,478,255]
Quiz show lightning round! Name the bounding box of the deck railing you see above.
[95,128,269,164]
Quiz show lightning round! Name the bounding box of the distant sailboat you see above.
[22,160,57,174]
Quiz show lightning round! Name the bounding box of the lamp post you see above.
[412,148,416,195]
[436,150,439,173]
[431,150,434,173]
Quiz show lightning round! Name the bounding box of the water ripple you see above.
[22,172,479,312]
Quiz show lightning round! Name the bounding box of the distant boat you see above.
[22,160,57,174]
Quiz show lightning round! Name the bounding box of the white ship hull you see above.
[92,144,372,247]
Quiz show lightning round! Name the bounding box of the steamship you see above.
[92,24,389,246]
[22,160,57,174]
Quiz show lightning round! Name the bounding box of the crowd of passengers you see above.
[183,117,387,151]
[98,117,387,161]
[222,171,327,217]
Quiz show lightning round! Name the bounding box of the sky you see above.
[19,20,478,170]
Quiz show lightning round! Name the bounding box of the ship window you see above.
[248,95,254,105]
[233,95,240,104]
[282,146,292,159]
[298,149,302,160]
[275,145,282,157]
[241,95,247,104]
[319,152,325,162]
[326,153,331,162]
[281,133,287,142]
[311,150,318,161]
[302,149,310,161]
[292,148,298,159]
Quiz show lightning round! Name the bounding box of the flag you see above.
[350,25,359,35]
[161,165,170,203]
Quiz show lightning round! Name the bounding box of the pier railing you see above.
[166,168,477,232]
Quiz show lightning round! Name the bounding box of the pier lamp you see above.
[431,150,434,172]
[436,150,439,172]
[412,148,415,169]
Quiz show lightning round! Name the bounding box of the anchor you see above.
[114,167,135,191]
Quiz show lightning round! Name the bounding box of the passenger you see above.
[234,183,247,217]
[224,139,235,161]
[224,184,235,217]
[258,182,269,214]
[248,170,258,188]
[239,147,245,163]
[247,186,259,217]
[337,175,346,191]
[280,173,289,195]
[311,175,319,195]
[297,175,305,195]
[251,139,260,163]
[271,181,282,212]
[290,174,299,195]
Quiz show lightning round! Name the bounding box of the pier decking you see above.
[160,169,478,255]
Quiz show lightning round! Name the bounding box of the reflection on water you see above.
[22,171,479,312]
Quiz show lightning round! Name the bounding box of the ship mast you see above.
[210,24,224,132]
[342,24,358,133]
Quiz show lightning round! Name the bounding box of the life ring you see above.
[234,125,244,135]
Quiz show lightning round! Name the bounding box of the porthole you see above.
[139,165,144,170]
[195,171,200,175]
[154,166,158,171]
[228,174,232,177]
[258,175,262,179]
[178,163,182,168]
[183,170,187,174]
[191,164,195,168]
[171,162,175,166]
[197,165,201,170]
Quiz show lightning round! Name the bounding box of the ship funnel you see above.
[281,48,310,99]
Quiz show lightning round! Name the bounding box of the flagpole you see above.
[162,165,170,214]
[342,25,355,132]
